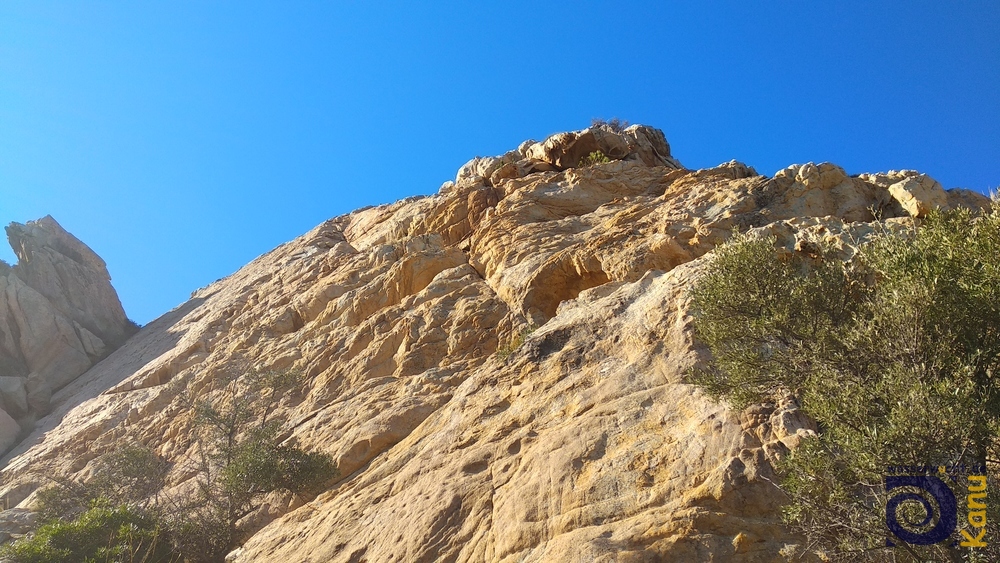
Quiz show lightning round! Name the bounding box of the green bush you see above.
[687,208,1000,560]
[221,425,337,500]
[93,444,170,508]
[35,444,169,522]
[35,478,96,523]
[25,370,336,563]
[497,324,537,362]
[1,501,178,563]
[577,151,612,168]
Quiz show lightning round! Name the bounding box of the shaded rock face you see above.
[0,128,992,561]
[0,216,135,452]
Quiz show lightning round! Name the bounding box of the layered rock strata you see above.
[0,125,991,561]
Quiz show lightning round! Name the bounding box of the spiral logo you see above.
[885,475,958,545]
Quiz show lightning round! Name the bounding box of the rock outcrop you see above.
[0,126,991,561]
[0,216,135,452]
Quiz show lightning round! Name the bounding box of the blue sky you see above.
[1,2,998,324]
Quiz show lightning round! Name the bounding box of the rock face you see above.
[0,127,992,561]
[0,216,135,452]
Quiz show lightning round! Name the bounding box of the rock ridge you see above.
[0,126,992,561]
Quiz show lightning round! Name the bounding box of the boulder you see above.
[0,378,28,420]
[859,170,950,218]
[946,187,992,212]
[524,125,683,171]
[525,128,628,169]
[0,409,19,455]
[620,124,683,168]
[0,508,38,543]
[889,175,949,217]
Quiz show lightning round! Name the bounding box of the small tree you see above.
[93,444,171,509]
[688,208,1000,560]
[173,368,337,562]
[11,368,336,563]
[34,443,169,522]
[9,444,176,562]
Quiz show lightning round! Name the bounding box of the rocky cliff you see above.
[0,216,135,454]
[0,125,991,561]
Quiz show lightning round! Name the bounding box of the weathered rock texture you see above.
[0,126,992,561]
[0,216,135,453]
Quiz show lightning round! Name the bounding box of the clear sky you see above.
[1,2,998,324]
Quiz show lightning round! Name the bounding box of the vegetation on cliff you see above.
[1,369,336,563]
[1,125,994,561]
[689,208,1000,560]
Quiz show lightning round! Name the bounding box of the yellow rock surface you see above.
[0,126,991,561]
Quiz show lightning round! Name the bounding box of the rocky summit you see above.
[0,125,991,561]
[0,216,136,454]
